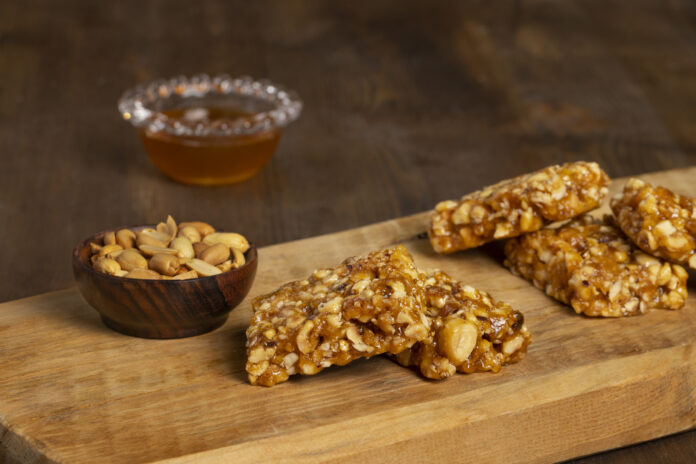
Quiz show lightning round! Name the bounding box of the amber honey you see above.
[139,107,282,186]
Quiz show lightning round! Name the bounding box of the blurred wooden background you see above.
[1,1,696,462]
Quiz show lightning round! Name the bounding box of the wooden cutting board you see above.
[2,168,696,464]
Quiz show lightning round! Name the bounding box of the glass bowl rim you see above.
[117,73,302,137]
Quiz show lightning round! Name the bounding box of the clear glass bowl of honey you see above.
[118,74,302,186]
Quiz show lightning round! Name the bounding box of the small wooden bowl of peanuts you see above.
[72,216,257,339]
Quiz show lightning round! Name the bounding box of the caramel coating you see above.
[246,246,431,387]
[394,271,530,380]
[611,178,696,267]
[429,161,610,253]
[504,215,688,317]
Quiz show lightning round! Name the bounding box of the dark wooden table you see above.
[1,0,695,462]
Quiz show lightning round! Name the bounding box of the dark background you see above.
[2,1,696,462]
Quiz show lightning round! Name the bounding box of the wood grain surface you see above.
[0,168,695,463]
[3,1,696,461]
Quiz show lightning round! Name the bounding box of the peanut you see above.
[193,242,209,257]
[138,244,178,257]
[116,249,148,272]
[179,221,215,237]
[170,237,195,259]
[199,243,230,266]
[157,215,178,240]
[689,254,696,269]
[178,226,201,244]
[116,229,136,249]
[98,244,123,257]
[125,268,161,280]
[149,253,180,276]
[172,270,199,280]
[657,262,672,286]
[136,229,170,248]
[106,249,124,260]
[437,318,478,365]
[217,260,233,273]
[296,321,315,354]
[185,258,222,277]
[94,257,121,276]
[202,232,249,252]
[103,231,116,246]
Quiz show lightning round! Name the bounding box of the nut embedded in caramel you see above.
[504,215,688,317]
[611,178,696,267]
[245,245,432,387]
[429,161,610,253]
[394,270,531,380]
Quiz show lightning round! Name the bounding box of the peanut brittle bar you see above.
[246,245,431,386]
[394,271,530,380]
[504,215,688,317]
[611,178,696,268]
[429,161,610,253]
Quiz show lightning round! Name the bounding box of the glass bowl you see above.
[118,74,302,186]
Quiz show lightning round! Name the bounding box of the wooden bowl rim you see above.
[72,225,258,286]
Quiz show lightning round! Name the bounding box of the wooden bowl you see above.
[72,228,258,339]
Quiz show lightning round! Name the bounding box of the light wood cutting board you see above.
[2,168,696,464]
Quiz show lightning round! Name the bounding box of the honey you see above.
[119,75,301,186]
[139,106,282,186]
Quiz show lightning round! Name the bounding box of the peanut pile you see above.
[88,215,249,280]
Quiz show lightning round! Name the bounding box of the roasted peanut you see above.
[107,249,124,260]
[437,318,478,365]
[136,229,171,248]
[98,244,123,256]
[231,247,246,268]
[116,249,148,271]
[138,244,178,257]
[149,253,180,276]
[88,215,249,281]
[217,260,233,272]
[172,270,199,280]
[186,258,222,276]
[193,242,209,257]
[157,215,178,240]
[199,243,230,266]
[179,221,215,237]
[116,229,136,249]
[202,232,249,252]
[125,268,161,280]
[98,244,123,257]
[170,237,195,259]
[156,222,168,236]
[178,226,201,244]
[103,231,116,246]
[94,257,121,275]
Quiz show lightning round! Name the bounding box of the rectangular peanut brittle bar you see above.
[394,271,530,380]
[246,245,431,386]
[503,215,688,317]
[611,178,696,267]
[429,161,610,253]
